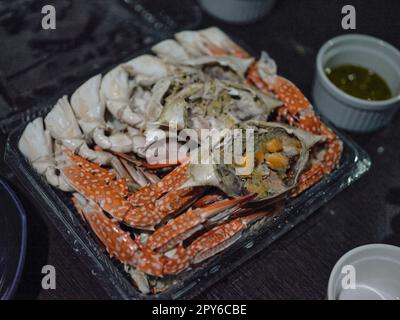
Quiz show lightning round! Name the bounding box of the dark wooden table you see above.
[4,0,400,299]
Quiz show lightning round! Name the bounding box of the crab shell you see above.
[243,121,322,200]
[180,121,322,204]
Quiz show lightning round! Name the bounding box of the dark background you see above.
[1,0,400,299]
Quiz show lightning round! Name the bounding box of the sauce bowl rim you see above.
[316,33,400,110]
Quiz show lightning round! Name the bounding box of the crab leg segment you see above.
[162,245,193,276]
[128,161,190,206]
[146,194,255,253]
[188,210,274,264]
[192,193,225,209]
[65,150,115,182]
[63,169,130,221]
[123,187,202,230]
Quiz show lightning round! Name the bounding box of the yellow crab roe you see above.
[255,150,265,165]
[265,153,289,171]
[265,138,283,153]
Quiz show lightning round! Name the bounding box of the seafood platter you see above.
[5,27,370,298]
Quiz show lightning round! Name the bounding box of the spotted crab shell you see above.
[179,121,322,204]
[242,121,322,202]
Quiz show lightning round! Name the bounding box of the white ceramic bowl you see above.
[328,244,400,300]
[313,34,400,132]
[199,0,276,24]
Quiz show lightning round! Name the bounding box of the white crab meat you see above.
[144,78,172,125]
[101,66,131,102]
[123,55,173,87]
[152,39,190,63]
[183,55,254,80]
[19,117,54,175]
[70,74,105,134]
[175,27,246,57]
[101,66,144,128]
[124,266,150,295]
[45,96,83,141]
[45,96,111,164]
[18,118,73,191]
[71,75,133,152]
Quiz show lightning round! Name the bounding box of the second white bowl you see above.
[328,244,400,300]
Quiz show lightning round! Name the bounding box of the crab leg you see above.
[188,210,275,264]
[64,149,115,182]
[72,194,138,264]
[192,192,225,209]
[162,245,193,276]
[123,187,204,230]
[72,193,180,277]
[63,160,163,230]
[128,161,190,206]
[63,152,205,230]
[63,151,131,220]
[146,194,255,253]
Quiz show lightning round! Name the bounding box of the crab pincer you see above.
[63,157,131,221]
[146,193,256,253]
[72,194,138,264]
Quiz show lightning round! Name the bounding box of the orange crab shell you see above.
[131,243,166,278]
[188,218,244,264]
[72,196,138,265]
[162,246,193,276]
[146,194,256,253]
[63,152,132,221]
[128,161,190,206]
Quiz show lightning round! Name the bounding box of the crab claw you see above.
[72,194,138,264]
[63,151,131,220]
[146,193,256,253]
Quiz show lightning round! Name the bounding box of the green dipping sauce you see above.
[325,64,392,101]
